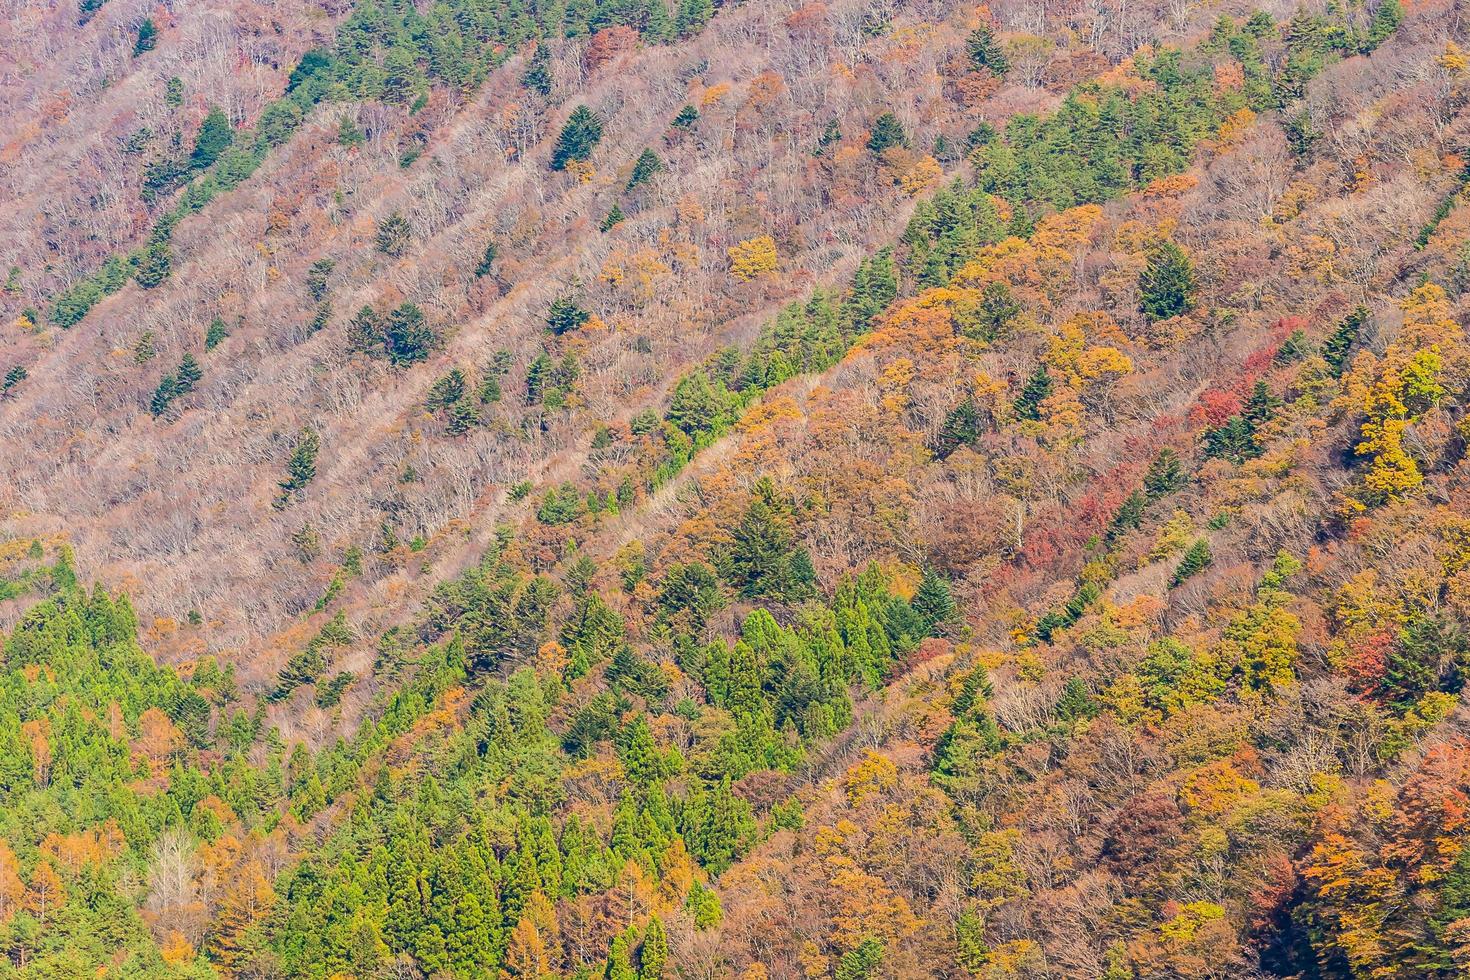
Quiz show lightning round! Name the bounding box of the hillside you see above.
[1,0,1469,976]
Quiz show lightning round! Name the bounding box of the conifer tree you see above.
[1138,240,1197,321]
[966,25,1010,75]
[551,106,603,171]
[867,112,908,154]
[190,106,233,170]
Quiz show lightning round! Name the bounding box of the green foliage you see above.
[836,936,885,980]
[602,202,626,232]
[721,479,815,603]
[276,426,320,507]
[1013,364,1053,421]
[1322,305,1369,376]
[1144,449,1187,499]
[520,43,553,95]
[133,17,156,55]
[149,353,202,417]
[867,112,908,154]
[474,242,498,277]
[551,106,603,171]
[672,104,699,128]
[2,364,27,395]
[375,212,413,257]
[547,294,592,335]
[966,25,1009,75]
[626,148,664,191]
[204,317,229,350]
[1171,538,1212,586]
[190,107,234,170]
[1139,240,1197,322]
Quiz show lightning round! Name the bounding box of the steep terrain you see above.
[1,0,1469,977]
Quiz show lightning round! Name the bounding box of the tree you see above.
[2,365,26,396]
[1144,449,1187,499]
[204,318,228,350]
[601,203,626,232]
[675,0,713,37]
[474,242,498,278]
[1322,306,1369,376]
[1013,364,1053,421]
[722,479,814,601]
[277,427,320,506]
[521,44,553,96]
[134,17,157,55]
[552,106,603,171]
[1172,538,1212,586]
[639,915,669,979]
[376,212,412,257]
[626,148,664,190]
[1139,241,1197,321]
[190,107,233,170]
[867,112,908,154]
[912,567,955,627]
[967,25,1010,75]
[547,295,592,335]
[728,236,778,281]
[385,303,434,364]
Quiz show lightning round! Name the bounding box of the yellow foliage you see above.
[842,751,898,806]
[1180,760,1260,816]
[728,235,778,281]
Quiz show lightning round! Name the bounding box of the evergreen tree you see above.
[521,44,554,95]
[672,104,699,128]
[934,398,984,459]
[189,107,233,170]
[547,295,592,335]
[277,427,320,505]
[836,937,885,980]
[551,106,603,171]
[306,259,335,301]
[966,25,1010,75]
[626,148,664,190]
[1,363,26,395]
[474,242,498,277]
[134,17,157,55]
[601,203,626,232]
[1107,491,1147,542]
[1013,364,1053,421]
[723,479,814,602]
[674,0,713,38]
[1321,305,1368,376]
[912,567,956,627]
[1144,448,1187,499]
[1172,538,1212,586]
[867,112,908,154]
[385,303,434,364]
[375,212,413,257]
[1138,241,1197,321]
[638,916,669,979]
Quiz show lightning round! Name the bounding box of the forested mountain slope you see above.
[1,0,1469,976]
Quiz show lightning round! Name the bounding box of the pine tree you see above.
[134,18,157,56]
[375,212,412,257]
[277,427,320,506]
[934,398,984,459]
[1144,449,1187,499]
[3,365,28,396]
[672,104,699,128]
[638,915,669,979]
[912,567,955,628]
[1138,241,1197,321]
[521,44,554,95]
[551,106,603,171]
[867,112,908,154]
[966,25,1010,75]
[626,148,664,190]
[1012,364,1053,421]
[674,0,713,37]
[1107,491,1147,543]
[601,203,626,232]
[385,303,434,364]
[547,295,592,335]
[1172,538,1212,586]
[474,242,497,277]
[189,106,233,170]
[1321,305,1368,376]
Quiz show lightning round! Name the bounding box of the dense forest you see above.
[1,0,1469,975]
